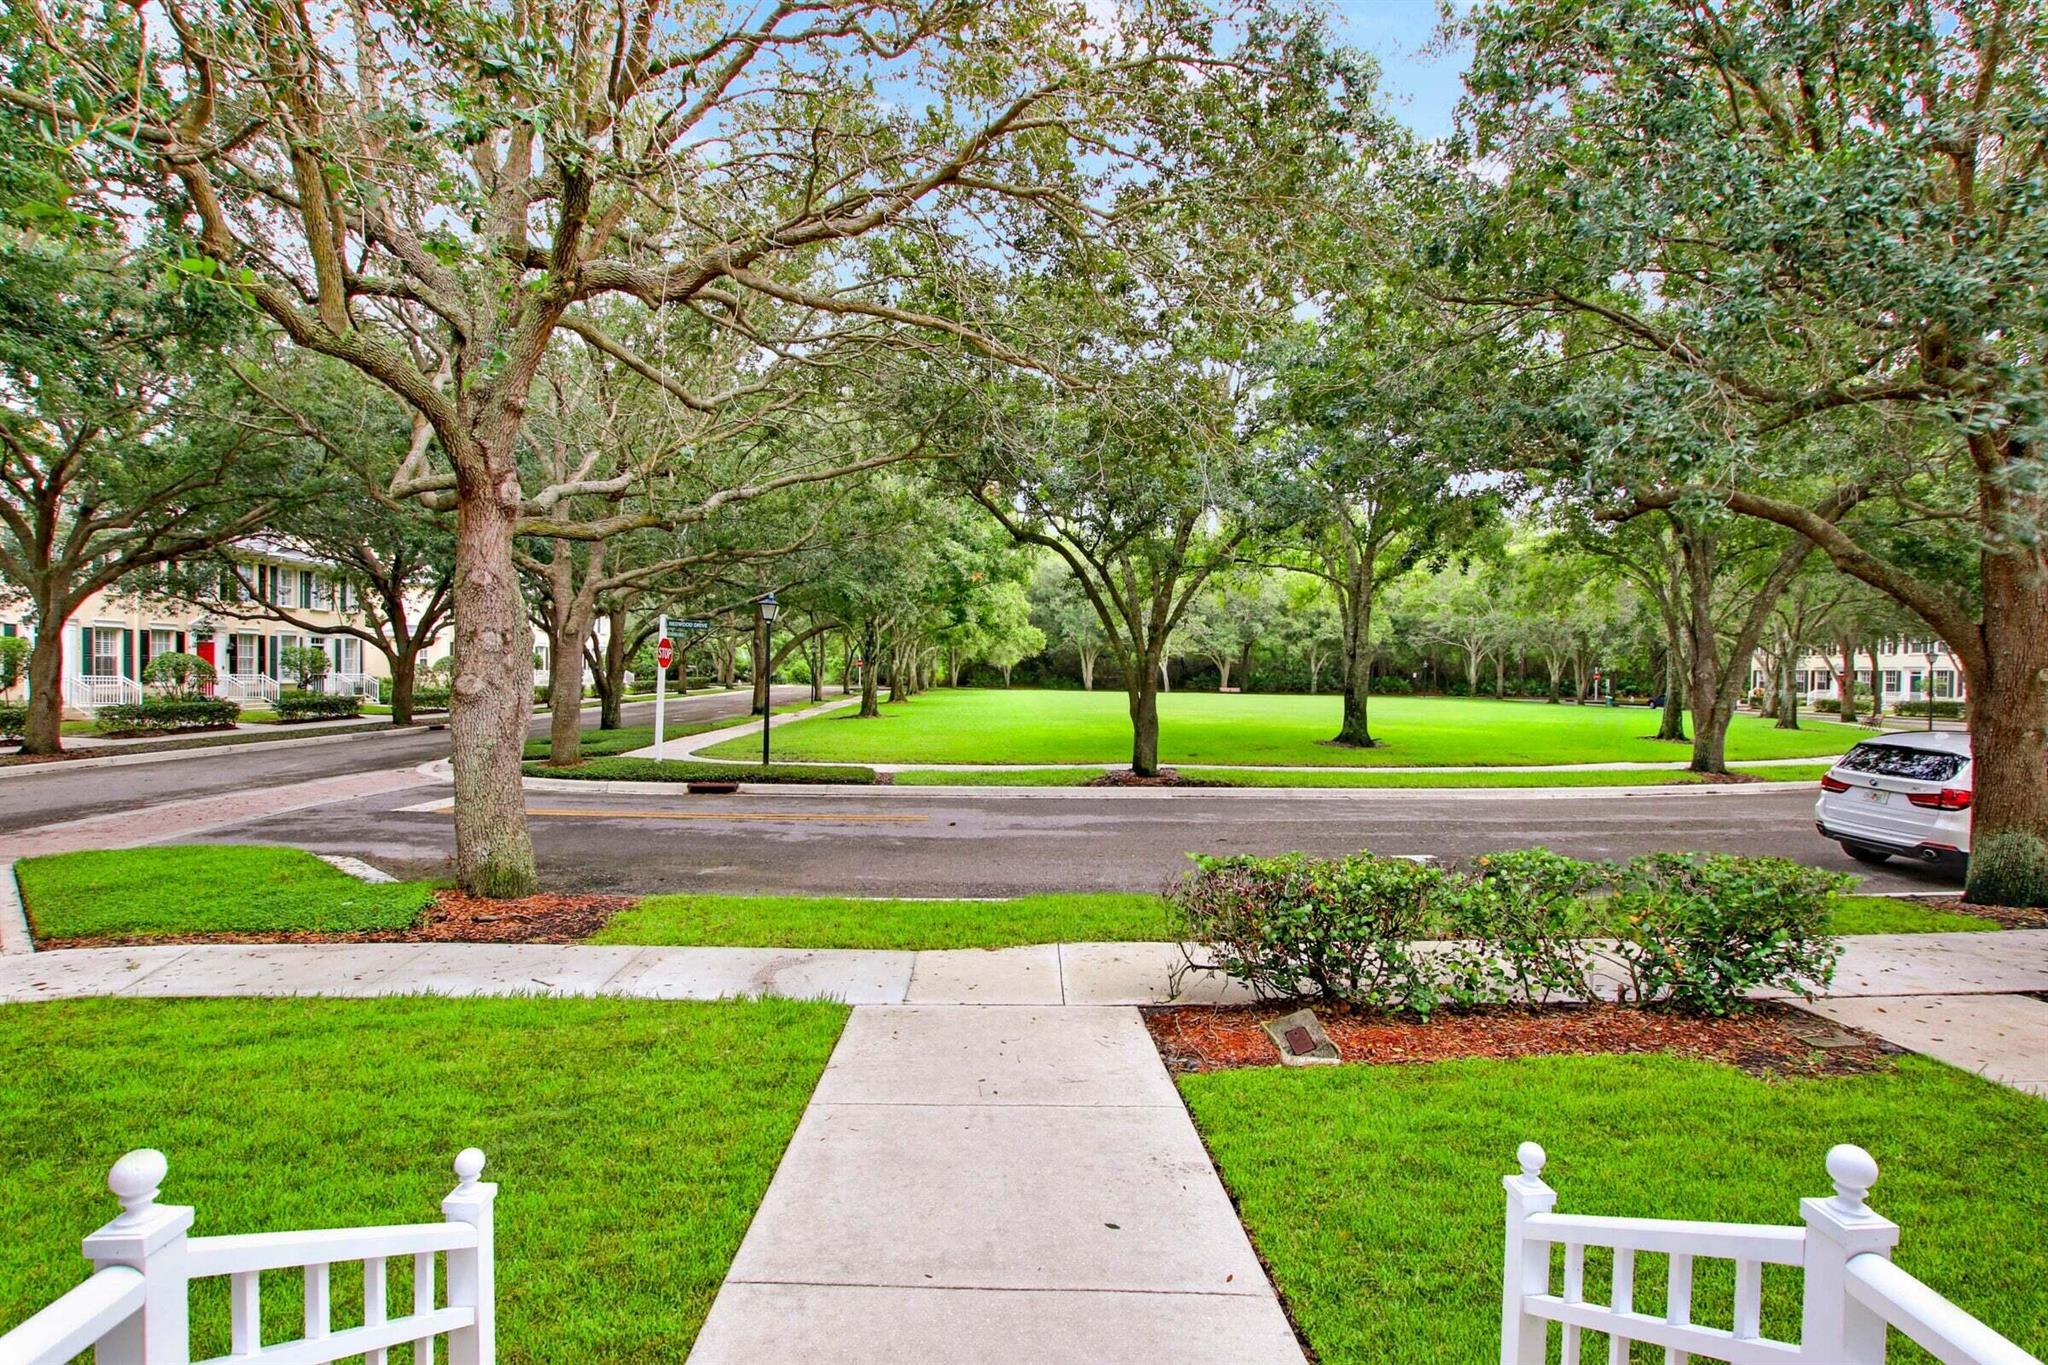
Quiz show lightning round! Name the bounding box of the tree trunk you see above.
[1836,637,1859,725]
[810,633,827,703]
[1078,647,1097,691]
[1775,653,1800,730]
[752,613,771,716]
[858,624,881,718]
[1001,662,1013,687]
[20,617,66,755]
[1866,640,1883,714]
[1658,646,1686,741]
[448,487,537,898]
[599,605,628,730]
[1128,663,1161,776]
[545,626,586,766]
[1238,643,1255,694]
[386,649,419,727]
[1333,576,1376,747]
[1214,657,1233,692]
[1494,651,1506,699]
[1962,550,2048,905]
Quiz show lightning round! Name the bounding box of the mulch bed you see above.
[34,891,638,949]
[1086,767,1229,788]
[1917,897,2048,930]
[1143,1000,1895,1078]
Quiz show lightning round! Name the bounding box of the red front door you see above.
[196,640,216,694]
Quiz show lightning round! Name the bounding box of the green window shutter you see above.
[77,625,89,675]
[121,630,134,678]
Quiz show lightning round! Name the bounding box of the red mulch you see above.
[1919,898,2048,929]
[37,891,638,949]
[1086,767,1228,788]
[1143,1001,1893,1078]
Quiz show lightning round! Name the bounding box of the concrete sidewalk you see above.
[8,929,2048,1007]
[688,1006,1305,1364]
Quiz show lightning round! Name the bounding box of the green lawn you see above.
[591,891,1961,949]
[1183,1054,2048,1364]
[593,891,1172,949]
[0,997,844,1362]
[889,762,1837,788]
[1826,895,1996,934]
[15,845,435,941]
[708,690,1873,768]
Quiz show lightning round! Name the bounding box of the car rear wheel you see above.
[1840,841,1893,866]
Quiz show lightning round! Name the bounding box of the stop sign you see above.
[657,637,674,668]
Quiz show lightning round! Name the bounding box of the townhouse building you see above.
[1750,634,1968,708]
[0,538,390,713]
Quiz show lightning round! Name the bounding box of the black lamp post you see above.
[758,592,780,765]
[1924,646,1938,732]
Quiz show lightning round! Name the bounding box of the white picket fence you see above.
[1503,1142,2039,1364]
[320,672,381,700]
[0,1147,495,1365]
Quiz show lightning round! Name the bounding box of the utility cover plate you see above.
[1261,1008,1341,1066]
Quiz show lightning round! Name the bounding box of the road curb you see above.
[0,861,31,955]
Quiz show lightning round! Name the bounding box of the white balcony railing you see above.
[215,672,280,703]
[59,674,143,712]
[1503,1142,2039,1364]
[0,1147,497,1364]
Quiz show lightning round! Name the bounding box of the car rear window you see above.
[1839,743,1967,782]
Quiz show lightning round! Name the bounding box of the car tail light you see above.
[1907,788,1973,811]
[1819,774,1851,792]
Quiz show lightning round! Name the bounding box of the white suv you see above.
[1815,731,1972,871]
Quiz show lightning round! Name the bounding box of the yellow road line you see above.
[511,807,928,824]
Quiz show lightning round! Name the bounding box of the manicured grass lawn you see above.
[0,997,844,1362]
[523,721,712,761]
[1182,1054,2048,1364]
[708,690,1874,768]
[890,763,1837,788]
[593,891,1172,949]
[1826,895,1995,935]
[15,845,436,941]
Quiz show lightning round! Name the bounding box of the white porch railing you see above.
[215,672,280,703]
[1503,1142,2040,1364]
[321,671,380,700]
[59,675,143,712]
[0,1147,497,1365]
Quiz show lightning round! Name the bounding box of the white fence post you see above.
[79,1150,193,1365]
[1800,1144,1899,1364]
[1501,1141,1556,1365]
[440,1148,496,1365]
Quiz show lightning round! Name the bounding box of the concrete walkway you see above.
[629,696,861,760]
[689,1006,1303,1364]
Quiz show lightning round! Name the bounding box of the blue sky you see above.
[1325,1,1472,139]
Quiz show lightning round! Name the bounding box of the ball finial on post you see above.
[107,1149,168,1227]
[1825,1144,1879,1215]
[453,1147,487,1191]
[1516,1142,1547,1180]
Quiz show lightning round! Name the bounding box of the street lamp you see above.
[1925,646,1938,732]
[758,593,780,765]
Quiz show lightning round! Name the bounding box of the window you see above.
[146,628,177,666]
[90,627,121,678]
[1883,669,1900,693]
[1841,743,1967,783]
[311,575,333,609]
[1935,669,1956,699]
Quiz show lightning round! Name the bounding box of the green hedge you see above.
[1170,848,1846,1018]
[1893,699,1966,718]
[0,704,23,741]
[273,692,364,722]
[92,698,241,736]
[522,758,876,785]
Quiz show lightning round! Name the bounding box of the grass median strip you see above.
[593,891,1175,950]
[522,757,877,784]
[15,844,436,941]
[1180,1054,2048,1364]
[0,996,846,1362]
[887,763,1837,788]
[706,689,1873,768]
[588,891,1963,949]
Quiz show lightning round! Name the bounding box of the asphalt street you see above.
[179,780,1959,897]
[3,687,1960,896]
[0,687,794,835]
